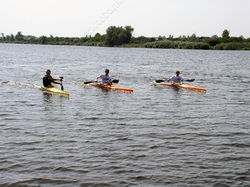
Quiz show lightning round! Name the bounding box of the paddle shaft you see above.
[60,77,64,91]
[155,79,195,83]
[84,79,119,84]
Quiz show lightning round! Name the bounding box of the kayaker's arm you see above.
[48,77,62,82]
[167,75,174,82]
[167,77,183,82]
[107,79,112,85]
[52,81,62,85]
[48,77,62,85]
[95,76,112,84]
[95,77,101,82]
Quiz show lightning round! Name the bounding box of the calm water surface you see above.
[0,43,249,186]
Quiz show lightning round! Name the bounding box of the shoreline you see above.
[1,40,250,50]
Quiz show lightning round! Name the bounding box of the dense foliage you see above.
[105,26,134,46]
[1,28,250,50]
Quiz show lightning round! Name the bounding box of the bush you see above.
[213,42,245,50]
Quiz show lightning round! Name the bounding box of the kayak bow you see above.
[34,85,69,97]
[157,82,206,93]
[89,83,133,93]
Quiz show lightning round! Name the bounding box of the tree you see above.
[54,36,59,42]
[158,35,164,41]
[105,26,134,46]
[15,31,23,41]
[124,26,134,43]
[105,26,120,46]
[92,33,102,42]
[1,33,6,41]
[39,36,47,44]
[179,35,187,41]
[211,35,218,39]
[188,33,198,42]
[10,34,15,41]
[222,29,230,39]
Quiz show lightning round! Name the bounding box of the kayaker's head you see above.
[105,69,109,75]
[176,70,180,76]
[46,69,51,76]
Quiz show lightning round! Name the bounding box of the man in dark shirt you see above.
[43,69,62,87]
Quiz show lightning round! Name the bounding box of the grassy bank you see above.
[121,40,250,50]
[1,39,250,50]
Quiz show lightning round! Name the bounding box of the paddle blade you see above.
[112,79,119,83]
[185,79,195,82]
[155,80,165,83]
[84,81,94,84]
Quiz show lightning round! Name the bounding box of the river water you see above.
[0,43,249,186]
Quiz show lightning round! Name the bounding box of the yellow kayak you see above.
[34,85,69,97]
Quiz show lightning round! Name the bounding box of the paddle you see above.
[155,78,195,83]
[60,77,64,91]
[111,79,119,83]
[84,79,119,84]
[184,79,195,82]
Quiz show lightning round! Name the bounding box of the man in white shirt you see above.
[95,69,112,85]
[168,70,183,84]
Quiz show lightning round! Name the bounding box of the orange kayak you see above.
[89,83,133,93]
[159,82,206,93]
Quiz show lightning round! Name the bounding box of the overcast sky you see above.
[1,0,249,38]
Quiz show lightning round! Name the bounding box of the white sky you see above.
[0,0,249,38]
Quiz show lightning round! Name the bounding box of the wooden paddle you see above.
[84,79,119,84]
[155,79,195,83]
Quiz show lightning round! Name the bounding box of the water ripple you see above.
[0,44,249,186]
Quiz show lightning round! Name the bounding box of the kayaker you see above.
[43,69,62,88]
[95,69,112,85]
[167,70,183,84]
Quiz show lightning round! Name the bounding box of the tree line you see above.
[1,27,250,50]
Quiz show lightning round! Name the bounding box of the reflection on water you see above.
[171,87,182,99]
[43,92,53,101]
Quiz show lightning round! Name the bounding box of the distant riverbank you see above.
[1,27,250,50]
[1,39,250,50]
